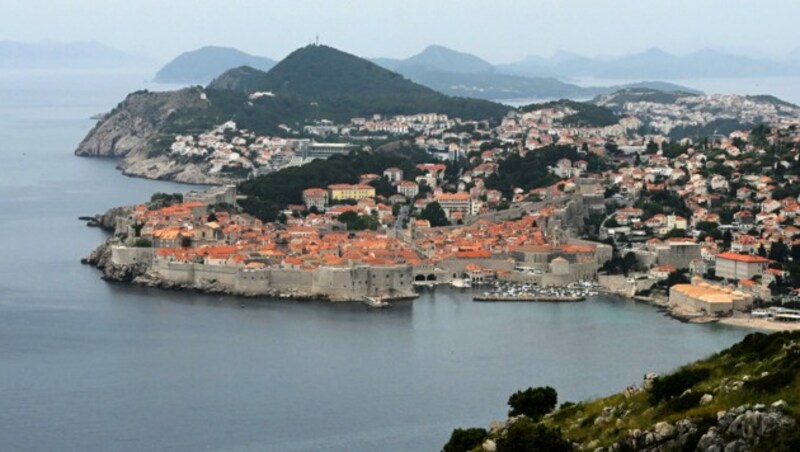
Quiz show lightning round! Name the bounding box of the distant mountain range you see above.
[205,45,508,124]
[0,41,153,70]
[497,47,800,79]
[374,44,494,74]
[152,44,700,101]
[154,46,275,84]
[368,45,701,100]
[150,44,800,102]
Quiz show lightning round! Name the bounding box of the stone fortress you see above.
[96,183,611,303]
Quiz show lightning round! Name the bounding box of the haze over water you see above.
[0,71,753,451]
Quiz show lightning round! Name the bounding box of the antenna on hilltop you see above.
[315,34,320,46]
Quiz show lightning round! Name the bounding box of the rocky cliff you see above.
[75,87,204,158]
[73,86,240,184]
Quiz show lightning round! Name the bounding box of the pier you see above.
[474,294,585,302]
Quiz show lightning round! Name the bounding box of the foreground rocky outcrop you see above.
[446,331,800,451]
[612,402,796,451]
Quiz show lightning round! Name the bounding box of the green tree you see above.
[421,202,449,227]
[370,176,395,198]
[658,270,690,288]
[337,211,378,231]
[149,192,183,208]
[664,228,689,239]
[769,241,789,263]
[507,386,557,420]
[133,238,153,248]
[495,418,572,452]
[723,230,733,250]
[442,428,488,452]
[131,222,144,238]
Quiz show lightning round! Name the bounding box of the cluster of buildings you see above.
[497,105,643,152]
[614,94,800,135]
[107,166,612,301]
[303,113,455,137]
[109,92,800,318]
[168,121,297,175]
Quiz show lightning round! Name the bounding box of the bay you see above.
[0,72,749,451]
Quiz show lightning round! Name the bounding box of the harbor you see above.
[474,294,585,302]
[472,281,600,303]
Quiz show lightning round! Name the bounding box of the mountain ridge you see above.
[498,47,800,79]
[205,44,509,123]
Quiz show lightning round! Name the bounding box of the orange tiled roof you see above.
[716,252,770,263]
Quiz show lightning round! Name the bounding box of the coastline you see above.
[85,243,800,326]
[717,315,800,332]
[626,291,800,332]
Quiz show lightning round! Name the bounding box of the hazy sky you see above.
[2,0,799,63]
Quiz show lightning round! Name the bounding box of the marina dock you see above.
[474,294,585,302]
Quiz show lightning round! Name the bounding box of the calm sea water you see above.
[0,72,752,452]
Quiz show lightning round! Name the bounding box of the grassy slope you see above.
[544,331,800,447]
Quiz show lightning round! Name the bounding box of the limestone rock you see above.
[697,427,724,451]
[771,400,787,411]
[723,439,747,452]
[653,421,675,440]
[642,372,658,390]
[75,88,205,158]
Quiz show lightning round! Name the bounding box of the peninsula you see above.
[80,66,800,331]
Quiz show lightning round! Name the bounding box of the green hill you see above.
[238,146,432,221]
[520,99,619,127]
[595,87,697,109]
[445,330,800,451]
[206,44,509,123]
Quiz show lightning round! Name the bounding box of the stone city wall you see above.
[111,246,155,266]
[142,255,414,301]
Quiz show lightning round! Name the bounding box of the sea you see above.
[0,70,782,451]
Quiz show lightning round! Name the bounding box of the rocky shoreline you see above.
[81,238,332,302]
[80,229,410,305]
[629,292,800,332]
[73,87,240,186]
